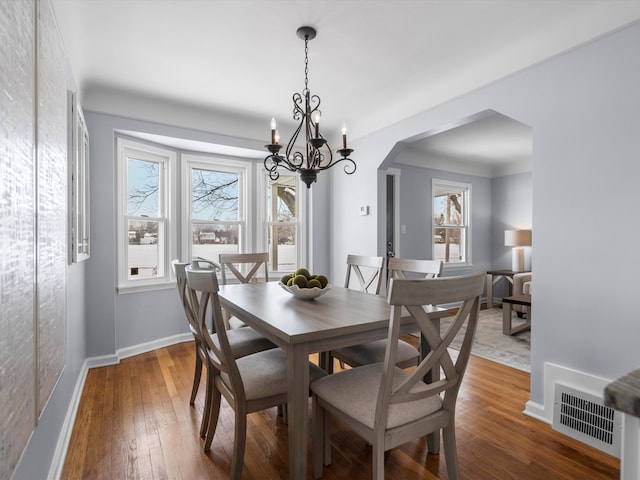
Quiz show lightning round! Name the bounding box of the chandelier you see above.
[264,26,356,188]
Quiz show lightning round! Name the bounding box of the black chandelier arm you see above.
[263,154,281,174]
[314,154,357,174]
[292,92,304,120]
[309,93,321,114]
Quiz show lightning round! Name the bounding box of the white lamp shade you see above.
[504,229,532,246]
[505,229,532,272]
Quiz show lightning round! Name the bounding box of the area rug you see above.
[440,307,530,372]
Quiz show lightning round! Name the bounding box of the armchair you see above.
[513,272,532,315]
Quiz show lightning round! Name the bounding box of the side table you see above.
[486,269,529,308]
[502,294,531,335]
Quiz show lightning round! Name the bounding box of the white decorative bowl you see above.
[279,281,331,300]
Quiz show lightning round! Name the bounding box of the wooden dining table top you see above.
[217,281,450,349]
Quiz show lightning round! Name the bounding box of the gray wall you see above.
[492,172,533,269]
[334,20,640,407]
[390,164,493,277]
[84,111,332,355]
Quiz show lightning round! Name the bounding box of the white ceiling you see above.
[397,111,533,176]
[51,1,640,171]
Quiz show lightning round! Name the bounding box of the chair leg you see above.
[230,407,247,480]
[200,367,213,438]
[319,351,334,374]
[190,354,202,405]
[204,384,221,452]
[372,440,385,480]
[278,403,288,425]
[442,424,460,480]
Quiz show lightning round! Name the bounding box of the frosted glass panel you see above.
[37,0,67,417]
[0,1,36,478]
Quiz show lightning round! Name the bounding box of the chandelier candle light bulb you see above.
[271,117,277,144]
[342,123,348,149]
[312,110,321,137]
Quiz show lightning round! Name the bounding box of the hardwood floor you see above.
[61,341,620,479]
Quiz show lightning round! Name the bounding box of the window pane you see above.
[267,176,296,222]
[128,158,159,216]
[267,224,297,271]
[127,220,162,279]
[191,168,239,221]
[433,227,464,263]
[433,192,463,226]
[433,180,469,265]
[192,223,239,260]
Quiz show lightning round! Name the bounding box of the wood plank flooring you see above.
[61,341,620,479]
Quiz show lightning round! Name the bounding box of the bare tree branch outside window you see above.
[191,169,239,220]
[128,160,159,216]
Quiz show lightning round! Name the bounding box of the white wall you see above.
[335,21,640,407]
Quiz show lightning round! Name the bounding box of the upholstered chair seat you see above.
[311,363,442,430]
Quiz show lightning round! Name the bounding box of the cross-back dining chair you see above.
[330,257,444,371]
[173,260,275,440]
[311,272,485,480]
[218,252,270,328]
[344,254,385,294]
[388,257,443,282]
[185,266,327,479]
[171,260,207,407]
[324,255,386,372]
[219,252,269,285]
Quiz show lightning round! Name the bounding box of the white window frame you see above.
[180,154,251,264]
[256,170,306,275]
[432,179,471,267]
[67,90,90,263]
[116,137,177,292]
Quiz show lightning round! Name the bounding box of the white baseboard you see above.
[47,332,193,479]
[523,399,548,424]
[117,332,193,360]
[47,360,89,480]
[86,353,120,369]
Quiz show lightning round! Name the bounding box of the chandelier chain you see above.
[304,37,309,92]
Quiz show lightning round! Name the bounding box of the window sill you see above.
[442,262,473,270]
[117,281,175,295]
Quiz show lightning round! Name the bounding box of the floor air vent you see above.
[552,383,621,457]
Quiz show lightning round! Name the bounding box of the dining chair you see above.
[322,255,385,372]
[218,252,269,328]
[171,259,207,406]
[219,252,269,285]
[173,260,276,439]
[311,272,485,480]
[185,266,327,479]
[329,257,443,371]
[344,254,385,294]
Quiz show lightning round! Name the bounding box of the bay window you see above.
[116,137,305,292]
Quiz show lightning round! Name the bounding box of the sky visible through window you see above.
[127,158,159,217]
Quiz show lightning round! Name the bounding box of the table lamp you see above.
[504,229,532,272]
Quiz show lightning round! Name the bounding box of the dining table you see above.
[217,281,451,479]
